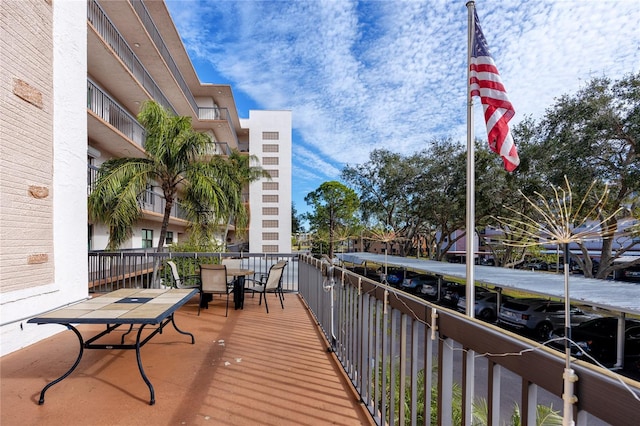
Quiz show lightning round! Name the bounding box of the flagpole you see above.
[465,0,476,317]
[464,3,476,426]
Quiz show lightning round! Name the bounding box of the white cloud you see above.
[166,0,640,202]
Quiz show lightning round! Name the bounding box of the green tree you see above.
[88,100,257,253]
[477,118,550,267]
[533,73,640,278]
[342,149,426,257]
[304,181,359,258]
[291,202,302,234]
[217,149,270,249]
[410,140,468,261]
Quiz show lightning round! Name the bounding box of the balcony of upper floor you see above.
[87,79,232,159]
[87,0,240,150]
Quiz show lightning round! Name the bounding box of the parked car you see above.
[383,269,416,286]
[440,284,490,308]
[550,317,640,372]
[401,274,438,294]
[457,291,511,321]
[439,283,466,307]
[516,259,549,271]
[497,298,598,340]
[570,259,599,275]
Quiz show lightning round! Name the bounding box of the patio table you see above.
[27,287,198,405]
[199,265,253,310]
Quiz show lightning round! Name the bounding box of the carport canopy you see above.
[337,252,640,316]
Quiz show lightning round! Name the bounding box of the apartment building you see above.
[1,0,291,356]
[242,110,293,254]
[86,0,292,252]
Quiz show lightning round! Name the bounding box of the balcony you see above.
[89,0,240,150]
[88,0,176,115]
[87,79,147,153]
[0,284,373,425]
[3,253,639,425]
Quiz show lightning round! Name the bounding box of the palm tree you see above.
[88,100,257,253]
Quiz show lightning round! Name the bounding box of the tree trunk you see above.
[596,216,617,279]
[151,193,174,287]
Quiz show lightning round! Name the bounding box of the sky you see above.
[165,0,640,219]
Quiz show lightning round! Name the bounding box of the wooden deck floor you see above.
[1,292,374,426]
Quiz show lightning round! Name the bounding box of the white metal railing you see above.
[297,255,640,426]
[88,0,176,115]
[87,80,147,147]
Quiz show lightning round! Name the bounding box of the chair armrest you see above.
[243,277,263,286]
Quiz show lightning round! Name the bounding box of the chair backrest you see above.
[200,264,228,293]
[264,263,285,291]
[166,261,182,288]
[222,258,242,270]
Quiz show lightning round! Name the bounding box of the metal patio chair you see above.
[199,264,233,317]
[245,261,286,313]
[166,260,201,289]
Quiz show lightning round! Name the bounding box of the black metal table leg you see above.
[38,324,84,405]
[170,314,195,344]
[134,324,155,405]
[233,276,246,309]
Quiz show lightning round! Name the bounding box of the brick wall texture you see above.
[0,0,54,292]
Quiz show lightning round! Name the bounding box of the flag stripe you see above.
[470,9,519,172]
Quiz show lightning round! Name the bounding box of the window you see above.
[262,182,279,190]
[262,194,279,203]
[262,245,279,253]
[262,144,279,152]
[262,131,279,140]
[142,229,153,248]
[262,207,279,215]
[165,231,173,245]
[266,169,279,178]
[262,220,279,228]
[262,232,279,240]
[262,156,279,165]
[88,224,93,251]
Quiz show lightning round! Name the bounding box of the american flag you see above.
[470,10,519,172]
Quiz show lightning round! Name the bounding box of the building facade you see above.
[85,0,292,252]
[242,110,293,254]
[1,0,87,356]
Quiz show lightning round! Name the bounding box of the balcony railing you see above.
[198,107,240,148]
[88,251,299,293]
[298,256,640,426]
[128,0,240,147]
[129,0,198,115]
[214,141,231,156]
[87,164,99,195]
[88,0,176,115]
[87,79,146,147]
[139,189,188,220]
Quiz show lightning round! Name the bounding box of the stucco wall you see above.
[0,0,87,356]
[244,110,292,253]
